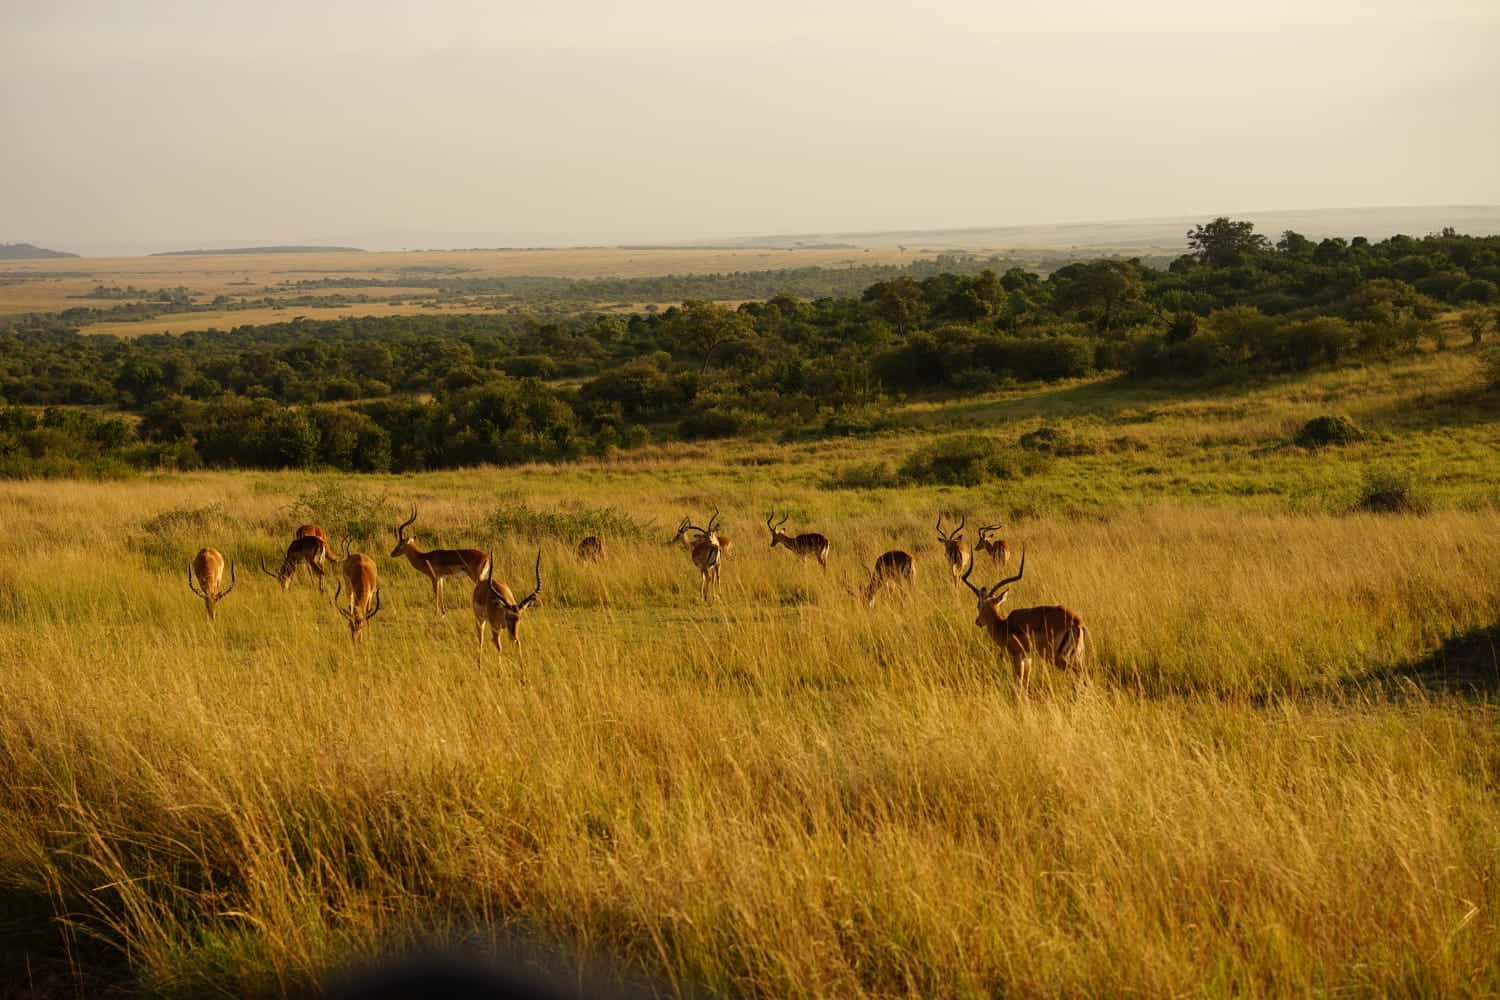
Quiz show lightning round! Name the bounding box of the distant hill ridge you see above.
[0,243,78,260]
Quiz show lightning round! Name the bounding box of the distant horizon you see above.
[12,203,1500,260]
[5,2,1495,261]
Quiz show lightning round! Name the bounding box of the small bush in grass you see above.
[821,461,902,490]
[1018,425,1094,456]
[288,483,395,543]
[900,435,1049,486]
[486,503,651,543]
[1353,468,1429,515]
[1296,414,1366,449]
[1482,345,1500,391]
[142,502,227,535]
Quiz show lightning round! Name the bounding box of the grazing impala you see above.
[261,534,328,591]
[862,549,916,607]
[295,524,329,547]
[188,547,236,620]
[936,514,973,587]
[390,505,490,615]
[576,535,605,562]
[333,552,381,643]
[974,523,1010,567]
[473,550,543,670]
[961,549,1086,688]
[670,508,725,600]
[766,510,831,569]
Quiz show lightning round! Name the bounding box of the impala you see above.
[390,505,490,615]
[961,549,1086,688]
[974,523,1010,567]
[261,534,328,591]
[670,507,725,600]
[766,510,831,569]
[295,523,329,546]
[188,547,236,619]
[936,514,973,587]
[333,551,381,643]
[576,535,605,562]
[862,549,916,607]
[473,550,543,670]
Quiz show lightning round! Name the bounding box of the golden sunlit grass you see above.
[1,351,1498,995]
[2,442,1499,996]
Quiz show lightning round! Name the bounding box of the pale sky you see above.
[3,0,1498,255]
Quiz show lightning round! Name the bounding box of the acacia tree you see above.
[862,276,926,335]
[1048,259,1144,330]
[1187,217,1271,267]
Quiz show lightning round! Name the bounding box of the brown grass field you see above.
[1,348,1498,996]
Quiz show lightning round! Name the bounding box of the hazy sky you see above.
[4,0,1498,254]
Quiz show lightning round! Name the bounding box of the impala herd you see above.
[188,503,1087,686]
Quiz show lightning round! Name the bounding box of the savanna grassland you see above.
[1,349,1498,997]
[0,246,922,335]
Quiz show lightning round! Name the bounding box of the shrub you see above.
[1352,468,1429,515]
[678,409,744,440]
[287,483,395,543]
[899,435,1048,486]
[1018,426,1093,456]
[141,502,227,535]
[486,502,651,543]
[1295,414,1366,449]
[821,461,902,491]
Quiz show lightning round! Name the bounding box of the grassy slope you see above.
[0,349,1497,997]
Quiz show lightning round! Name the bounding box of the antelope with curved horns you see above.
[261,533,328,591]
[295,523,329,547]
[766,510,831,569]
[974,523,1010,567]
[862,549,916,607]
[936,513,973,587]
[188,547,236,619]
[670,506,724,600]
[961,548,1086,689]
[333,551,381,643]
[390,505,490,615]
[473,550,543,670]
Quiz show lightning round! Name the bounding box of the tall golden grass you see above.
[1,461,1497,995]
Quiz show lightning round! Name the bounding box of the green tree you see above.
[863,276,927,335]
[1049,259,1144,330]
[1187,217,1271,267]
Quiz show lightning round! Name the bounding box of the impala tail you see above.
[1056,621,1087,668]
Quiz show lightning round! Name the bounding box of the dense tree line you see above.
[1,221,1496,475]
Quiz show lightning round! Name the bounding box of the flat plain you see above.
[0,246,925,335]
